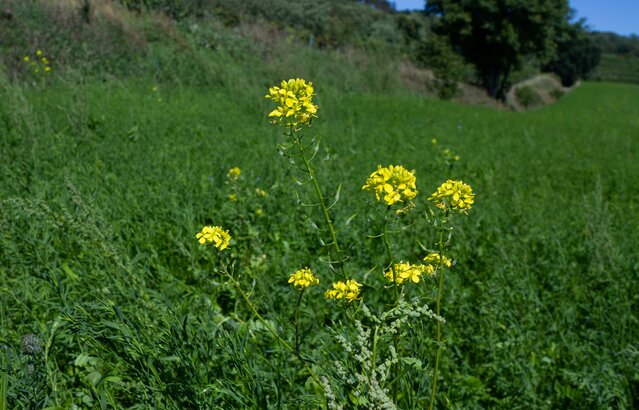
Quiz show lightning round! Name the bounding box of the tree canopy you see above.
[426,0,570,99]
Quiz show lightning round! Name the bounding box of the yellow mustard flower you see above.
[44,66,51,74]
[325,279,361,302]
[428,179,474,213]
[288,267,320,290]
[23,56,30,63]
[228,193,238,202]
[196,226,231,251]
[36,50,42,57]
[255,188,267,197]
[255,208,264,217]
[227,167,241,181]
[362,165,418,206]
[385,262,434,285]
[423,252,452,268]
[265,78,318,127]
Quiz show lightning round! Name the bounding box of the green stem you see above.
[381,211,399,305]
[294,289,305,352]
[290,129,347,279]
[230,276,321,385]
[381,208,400,403]
[429,217,447,410]
[371,325,379,376]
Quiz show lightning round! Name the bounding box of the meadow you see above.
[1,73,638,409]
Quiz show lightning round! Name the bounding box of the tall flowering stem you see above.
[226,267,321,385]
[290,129,348,280]
[427,178,474,409]
[428,215,448,410]
[198,226,321,385]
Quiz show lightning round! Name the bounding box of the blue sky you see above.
[393,0,638,36]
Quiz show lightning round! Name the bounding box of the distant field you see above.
[1,78,638,408]
[592,53,639,84]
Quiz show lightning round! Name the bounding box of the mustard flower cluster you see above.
[325,279,362,302]
[23,50,51,76]
[428,179,474,212]
[255,188,268,197]
[423,252,453,268]
[385,262,435,285]
[196,226,231,251]
[362,165,418,206]
[265,78,318,127]
[288,267,320,290]
[227,167,241,181]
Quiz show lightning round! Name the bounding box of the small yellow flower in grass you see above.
[196,226,231,251]
[362,165,417,206]
[227,167,241,181]
[288,267,319,290]
[255,188,267,197]
[152,85,158,92]
[423,252,453,268]
[325,279,361,302]
[228,193,237,202]
[265,78,318,127]
[385,262,434,285]
[428,179,474,213]
[255,208,264,217]
[23,56,30,62]
[36,50,42,56]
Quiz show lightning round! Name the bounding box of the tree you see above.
[426,0,570,99]
[544,20,601,87]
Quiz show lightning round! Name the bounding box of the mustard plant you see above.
[22,50,52,86]
[196,78,475,408]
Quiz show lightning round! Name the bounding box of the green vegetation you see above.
[591,53,639,85]
[514,86,543,109]
[2,1,639,409]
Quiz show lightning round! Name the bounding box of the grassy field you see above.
[1,76,638,409]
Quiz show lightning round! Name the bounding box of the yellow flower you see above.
[196,226,231,251]
[362,165,418,206]
[152,85,158,92]
[36,50,42,56]
[23,56,30,62]
[255,208,264,217]
[325,279,361,302]
[265,78,318,127]
[431,138,437,145]
[228,193,237,202]
[44,66,51,74]
[385,262,434,285]
[423,252,452,268]
[255,188,267,197]
[288,267,319,290]
[227,167,241,181]
[428,179,474,213]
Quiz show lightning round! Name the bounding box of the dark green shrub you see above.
[515,85,543,108]
[416,34,464,99]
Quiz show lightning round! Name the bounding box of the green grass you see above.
[1,77,638,408]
